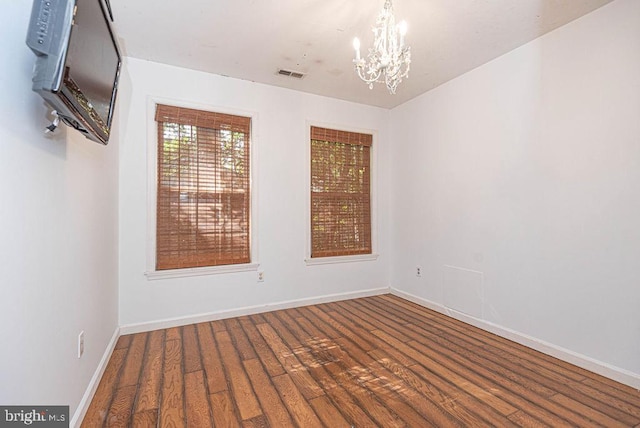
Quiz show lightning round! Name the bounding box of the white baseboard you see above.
[390,288,640,390]
[120,287,391,335]
[70,327,120,428]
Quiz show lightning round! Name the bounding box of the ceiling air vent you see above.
[277,69,305,79]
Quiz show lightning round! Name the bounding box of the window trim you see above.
[304,121,379,265]
[145,97,260,280]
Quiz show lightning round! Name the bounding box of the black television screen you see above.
[27,0,121,145]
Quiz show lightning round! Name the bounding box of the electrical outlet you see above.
[416,266,422,277]
[257,271,265,282]
[78,331,85,359]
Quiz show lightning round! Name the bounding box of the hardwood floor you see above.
[82,294,640,427]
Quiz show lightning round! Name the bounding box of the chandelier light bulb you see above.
[399,20,407,47]
[399,20,407,36]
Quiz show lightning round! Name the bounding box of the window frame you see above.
[304,121,379,265]
[145,98,259,280]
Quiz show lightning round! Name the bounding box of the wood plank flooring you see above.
[82,294,640,427]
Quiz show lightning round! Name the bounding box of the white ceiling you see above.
[109,0,614,109]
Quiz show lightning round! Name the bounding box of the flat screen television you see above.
[26,0,121,145]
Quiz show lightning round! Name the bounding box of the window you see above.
[155,104,251,270]
[310,126,372,258]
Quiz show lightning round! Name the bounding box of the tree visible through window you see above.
[310,126,372,257]
[155,104,251,270]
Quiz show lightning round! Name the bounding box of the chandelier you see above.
[352,0,411,94]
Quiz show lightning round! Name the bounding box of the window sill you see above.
[304,253,379,266]
[145,263,260,280]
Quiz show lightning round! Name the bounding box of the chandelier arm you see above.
[354,63,383,85]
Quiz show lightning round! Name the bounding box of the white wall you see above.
[118,58,390,326]
[0,1,119,418]
[390,0,640,378]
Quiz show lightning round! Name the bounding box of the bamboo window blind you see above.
[155,104,251,270]
[310,126,372,258]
